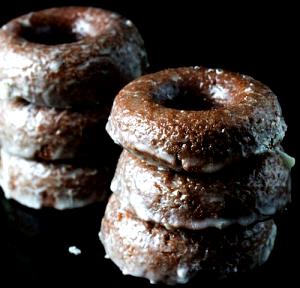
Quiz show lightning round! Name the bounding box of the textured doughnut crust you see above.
[0,7,148,108]
[100,194,276,285]
[0,150,108,209]
[112,149,291,230]
[0,98,111,160]
[106,67,286,172]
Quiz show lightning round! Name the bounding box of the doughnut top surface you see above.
[0,7,148,107]
[107,67,286,172]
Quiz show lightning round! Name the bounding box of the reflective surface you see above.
[0,189,295,287]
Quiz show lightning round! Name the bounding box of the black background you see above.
[0,1,298,287]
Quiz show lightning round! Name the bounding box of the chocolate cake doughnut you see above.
[0,149,108,209]
[112,149,291,230]
[100,194,277,285]
[106,67,286,172]
[0,7,148,108]
[0,98,110,160]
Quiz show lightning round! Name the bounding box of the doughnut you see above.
[106,67,286,173]
[0,149,108,209]
[111,149,291,230]
[100,194,277,285]
[0,7,148,108]
[0,98,111,161]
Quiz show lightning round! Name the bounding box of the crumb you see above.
[68,246,82,256]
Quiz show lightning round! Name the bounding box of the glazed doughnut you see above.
[0,7,148,108]
[111,149,291,230]
[0,98,111,161]
[106,67,286,173]
[100,194,277,285]
[0,149,108,209]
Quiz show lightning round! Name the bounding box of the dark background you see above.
[0,1,298,287]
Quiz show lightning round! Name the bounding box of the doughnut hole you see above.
[21,24,79,45]
[153,81,230,111]
[18,11,106,45]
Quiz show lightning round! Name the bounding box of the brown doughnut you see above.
[0,7,148,108]
[100,194,277,285]
[0,98,110,161]
[106,67,286,173]
[111,149,291,230]
[0,149,108,209]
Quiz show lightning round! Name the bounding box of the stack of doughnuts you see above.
[100,67,293,284]
[0,7,147,209]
